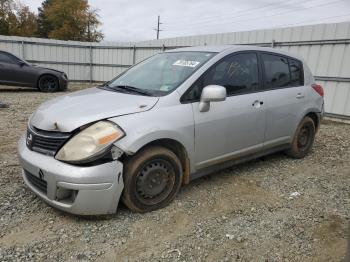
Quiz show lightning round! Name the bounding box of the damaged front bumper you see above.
[17,135,124,215]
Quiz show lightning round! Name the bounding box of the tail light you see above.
[312,84,324,97]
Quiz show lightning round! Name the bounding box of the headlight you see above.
[55,121,124,163]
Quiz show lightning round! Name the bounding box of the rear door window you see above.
[0,52,13,63]
[261,53,304,90]
[261,53,290,89]
[0,52,18,64]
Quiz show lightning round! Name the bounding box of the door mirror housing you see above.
[199,85,227,112]
[18,61,26,67]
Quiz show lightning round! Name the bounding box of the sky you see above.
[22,0,350,42]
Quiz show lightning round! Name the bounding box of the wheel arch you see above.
[36,73,59,90]
[305,112,320,133]
[124,138,191,185]
[290,109,321,145]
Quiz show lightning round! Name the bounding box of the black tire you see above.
[38,75,59,92]
[285,116,315,159]
[122,146,183,213]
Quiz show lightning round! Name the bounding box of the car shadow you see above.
[0,87,39,93]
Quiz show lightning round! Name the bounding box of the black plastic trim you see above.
[190,144,290,181]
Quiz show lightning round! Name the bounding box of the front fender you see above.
[109,103,195,172]
[116,130,192,156]
[35,69,64,87]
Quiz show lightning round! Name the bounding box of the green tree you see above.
[43,0,103,41]
[0,0,14,34]
[86,8,103,42]
[10,4,37,36]
[0,0,37,36]
[36,0,53,38]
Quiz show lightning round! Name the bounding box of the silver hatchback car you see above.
[18,45,324,215]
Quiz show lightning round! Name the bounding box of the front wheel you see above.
[122,146,183,213]
[38,75,59,92]
[285,116,315,159]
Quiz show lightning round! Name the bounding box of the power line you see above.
[273,12,350,28]
[164,2,286,25]
[167,0,302,27]
[166,0,346,32]
[162,12,350,39]
[167,0,345,30]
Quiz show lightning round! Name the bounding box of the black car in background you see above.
[0,50,68,92]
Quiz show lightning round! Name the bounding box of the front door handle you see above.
[252,100,264,108]
[296,93,305,99]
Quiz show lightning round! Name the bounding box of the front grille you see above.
[24,170,47,194]
[26,126,70,156]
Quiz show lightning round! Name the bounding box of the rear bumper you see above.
[319,101,325,119]
[17,135,124,215]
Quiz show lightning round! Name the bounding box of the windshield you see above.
[108,51,217,96]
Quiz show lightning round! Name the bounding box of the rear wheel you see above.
[38,75,59,92]
[122,146,183,213]
[285,116,315,159]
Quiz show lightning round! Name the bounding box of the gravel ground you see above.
[0,84,349,262]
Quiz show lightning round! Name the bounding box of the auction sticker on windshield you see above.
[173,60,200,67]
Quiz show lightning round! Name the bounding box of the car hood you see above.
[32,65,64,74]
[30,87,159,132]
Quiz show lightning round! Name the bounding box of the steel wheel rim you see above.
[135,159,175,206]
[297,125,311,151]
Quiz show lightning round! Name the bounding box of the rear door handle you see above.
[252,100,264,108]
[296,93,305,99]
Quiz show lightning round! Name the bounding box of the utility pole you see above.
[154,15,162,40]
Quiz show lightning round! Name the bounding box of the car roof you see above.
[166,45,303,61]
[165,45,234,53]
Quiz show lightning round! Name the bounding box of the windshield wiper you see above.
[99,81,110,87]
[111,85,153,96]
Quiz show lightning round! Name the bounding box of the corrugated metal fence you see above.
[1,21,350,118]
[0,36,171,82]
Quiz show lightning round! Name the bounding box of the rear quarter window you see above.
[288,58,304,87]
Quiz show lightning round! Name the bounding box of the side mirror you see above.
[199,85,226,112]
[19,61,26,67]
